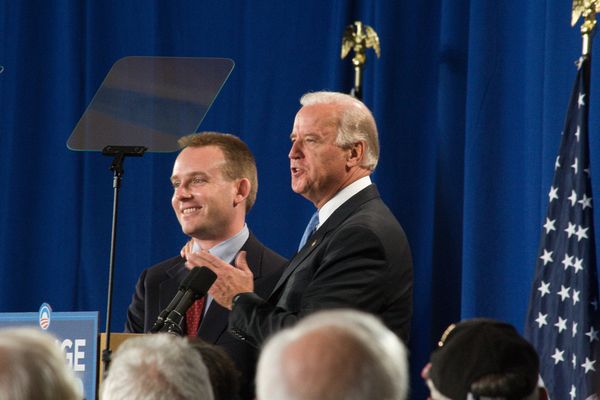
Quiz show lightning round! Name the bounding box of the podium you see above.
[97,332,143,387]
[0,308,98,399]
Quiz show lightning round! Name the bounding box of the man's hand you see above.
[184,250,254,310]
[180,239,194,266]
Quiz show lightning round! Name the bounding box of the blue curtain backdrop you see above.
[2,1,599,397]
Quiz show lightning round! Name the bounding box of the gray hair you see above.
[300,91,380,170]
[0,328,82,400]
[256,309,409,400]
[100,334,214,400]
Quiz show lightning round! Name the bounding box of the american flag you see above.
[525,56,600,400]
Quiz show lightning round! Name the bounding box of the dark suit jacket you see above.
[125,233,286,400]
[230,185,413,347]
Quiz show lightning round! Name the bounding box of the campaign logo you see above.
[39,303,52,330]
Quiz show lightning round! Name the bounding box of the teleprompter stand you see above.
[100,145,146,375]
[67,57,234,374]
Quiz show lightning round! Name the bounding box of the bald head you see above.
[257,309,408,400]
[282,327,378,399]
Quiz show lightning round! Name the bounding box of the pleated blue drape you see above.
[2,1,597,397]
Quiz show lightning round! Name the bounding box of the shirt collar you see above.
[317,176,371,228]
[191,224,249,264]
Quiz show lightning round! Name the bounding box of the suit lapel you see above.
[198,300,228,342]
[158,259,188,312]
[269,185,380,298]
[269,232,322,298]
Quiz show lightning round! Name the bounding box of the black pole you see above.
[350,86,362,100]
[100,145,146,376]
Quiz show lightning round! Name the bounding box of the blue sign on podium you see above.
[0,304,98,399]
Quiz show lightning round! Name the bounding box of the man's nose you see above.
[288,140,302,159]
[174,185,191,199]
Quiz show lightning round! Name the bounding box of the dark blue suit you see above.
[125,233,286,400]
[230,185,413,346]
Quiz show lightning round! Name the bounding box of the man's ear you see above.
[234,178,251,206]
[346,141,365,168]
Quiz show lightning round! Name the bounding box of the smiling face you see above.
[171,145,247,247]
[289,104,364,208]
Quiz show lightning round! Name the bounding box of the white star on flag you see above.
[536,312,548,328]
[552,348,565,364]
[544,218,556,234]
[540,249,553,266]
[586,327,599,343]
[565,223,577,238]
[561,254,574,269]
[570,385,576,400]
[582,357,596,374]
[572,257,584,274]
[549,186,559,202]
[572,158,579,174]
[568,190,578,206]
[555,317,568,333]
[538,281,551,297]
[575,225,589,241]
[558,285,571,301]
[579,194,592,210]
[578,93,586,107]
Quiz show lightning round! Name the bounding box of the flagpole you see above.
[525,4,600,399]
[340,21,381,100]
[573,0,599,56]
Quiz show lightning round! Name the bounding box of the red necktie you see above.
[185,296,206,336]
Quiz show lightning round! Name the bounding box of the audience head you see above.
[423,318,542,400]
[188,338,242,400]
[256,309,409,400]
[0,327,82,400]
[100,333,214,400]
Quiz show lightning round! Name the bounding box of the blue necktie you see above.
[298,212,320,251]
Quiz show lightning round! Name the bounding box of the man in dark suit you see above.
[125,132,286,400]
[186,92,413,348]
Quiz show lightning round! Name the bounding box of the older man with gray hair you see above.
[256,309,409,400]
[187,91,413,348]
[0,327,82,400]
[100,334,214,400]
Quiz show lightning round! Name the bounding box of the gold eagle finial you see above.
[572,0,600,56]
[572,0,600,26]
[341,21,380,99]
[341,21,380,62]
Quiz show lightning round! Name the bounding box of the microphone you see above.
[160,266,217,335]
[150,267,202,333]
